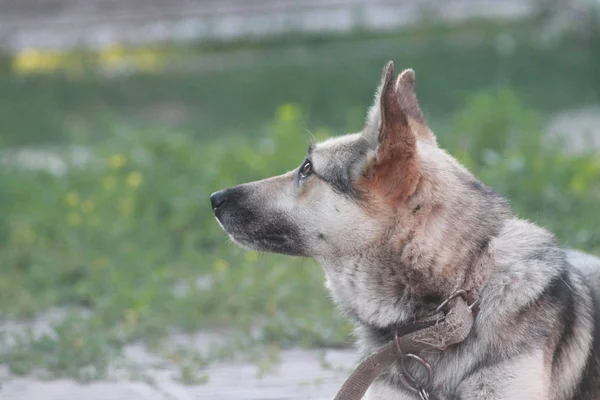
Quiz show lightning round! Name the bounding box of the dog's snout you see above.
[210,189,229,211]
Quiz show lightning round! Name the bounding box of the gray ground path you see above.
[0,310,358,400]
[0,348,357,400]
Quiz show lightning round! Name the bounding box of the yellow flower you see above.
[64,191,80,207]
[569,174,587,195]
[118,198,134,216]
[99,44,125,68]
[108,154,126,170]
[583,159,599,176]
[81,199,95,213]
[276,103,301,122]
[12,49,40,74]
[132,49,162,73]
[102,175,117,191]
[213,259,229,273]
[245,251,259,263]
[12,49,61,75]
[126,171,143,188]
[13,49,39,73]
[67,212,82,226]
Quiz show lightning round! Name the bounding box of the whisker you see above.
[305,128,316,145]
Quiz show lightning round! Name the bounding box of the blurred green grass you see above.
[0,19,598,147]
[1,20,600,382]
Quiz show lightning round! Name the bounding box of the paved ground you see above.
[0,345,356,400]
[0,307,358,400]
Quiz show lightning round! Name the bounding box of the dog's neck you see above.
[321,232,494,333]
[328,241,493,358]
[321,184,510,352]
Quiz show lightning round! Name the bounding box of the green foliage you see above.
[451,87,542,155]
[1,314,118,381]
[1,20,598,147]
[1,87,599,380]
[446,87,600,251]
[0,104,351,380]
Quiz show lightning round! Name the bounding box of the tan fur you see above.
[359,63,420,206]
[211,61,600,399]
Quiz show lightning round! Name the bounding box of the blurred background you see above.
[0,0,599,399]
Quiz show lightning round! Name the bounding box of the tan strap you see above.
[333,297,474,400]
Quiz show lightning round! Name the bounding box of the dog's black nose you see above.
[210,189,228,211]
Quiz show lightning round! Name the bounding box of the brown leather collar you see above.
[333,292,477,400]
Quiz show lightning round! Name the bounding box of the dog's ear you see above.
[394,68,436,145]
[360,62,421,203]
[365,64,435,146]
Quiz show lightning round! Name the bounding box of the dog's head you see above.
[211,62,509,325]
[211,62,431,257]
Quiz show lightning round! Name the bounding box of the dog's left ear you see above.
[394,68,436,145]
[365,63,436,146]
[361,62,427,203]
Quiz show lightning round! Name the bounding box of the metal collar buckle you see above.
[395,289,478,399]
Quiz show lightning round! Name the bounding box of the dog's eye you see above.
[300,160,313,178]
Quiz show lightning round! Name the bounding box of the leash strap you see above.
[333,297,474,400]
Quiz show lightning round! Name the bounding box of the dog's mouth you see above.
[260,233,289,246]
[210,188,306,257]
[228,231,302,255]
[221,223,305,257]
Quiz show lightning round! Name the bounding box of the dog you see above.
[211,61,600,399]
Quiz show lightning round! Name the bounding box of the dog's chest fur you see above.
[321,218,596,399]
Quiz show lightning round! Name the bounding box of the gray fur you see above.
[211,62,600,399]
